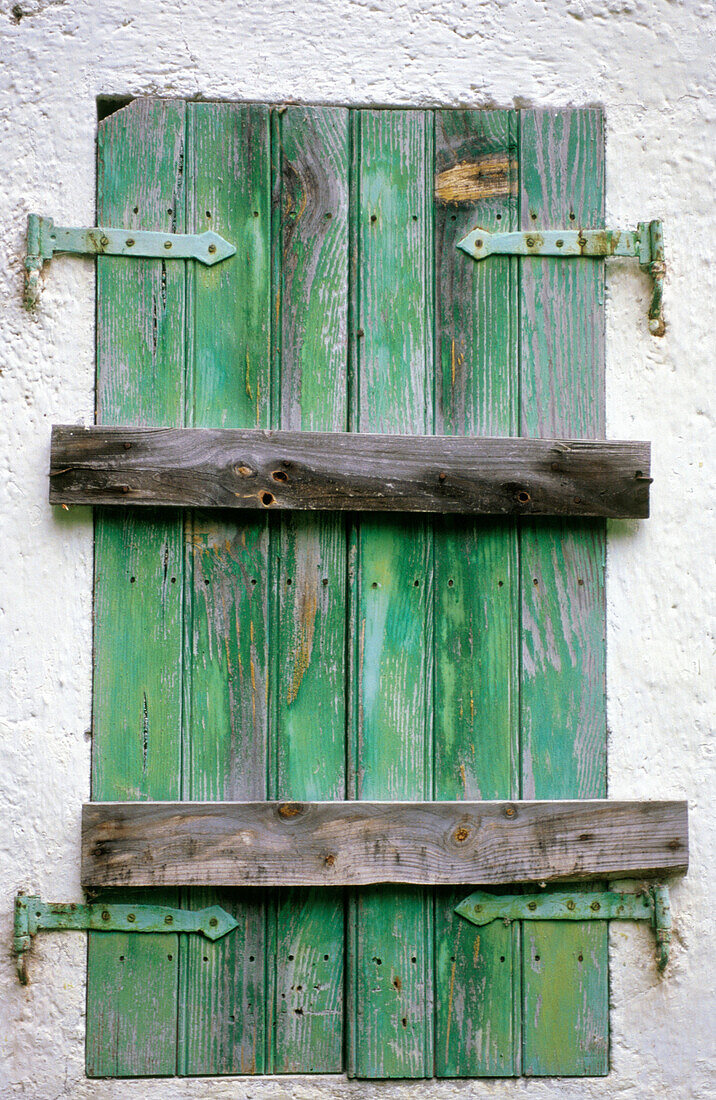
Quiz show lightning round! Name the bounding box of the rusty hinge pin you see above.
[457,221,666,336]
[23,215,236,309]
[455,884,672,972]
[13,893,239,984]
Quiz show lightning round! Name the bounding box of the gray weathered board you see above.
[82,799,687,888]
[50,426,651,517]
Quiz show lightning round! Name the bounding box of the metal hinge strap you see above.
[457,220,666,336]
[13,893,239,984]
[455,884,671,972]
[24,214,236,309]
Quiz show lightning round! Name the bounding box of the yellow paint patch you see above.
[435,155,515,203]
[287,577,318,705]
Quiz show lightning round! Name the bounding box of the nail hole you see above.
[370,214,377,223]
[450,214,456,221]
[322,578,328,586]
[167,208,172,215]
[288,954,294,961]
[171,576,176,584]
[253,210,259,217]
[500,956,505,962]
[324,954,329,960]
[373,957,382,966]
[448,579,454,587]
[530,212,537,220]
[534,955,541,962]
[206,210,212,218]
[412,214,418,221]
[413,579,419,587]
[251,578,257,586]
[204,577,210,585]
[119,955,125,962]
[411,956,417,963]
[272,469,288,482]
[498,580,504,587]
[578,954,583,962]
[401,1017,407,1027]
[533,578,539,586]
[167,954,173,961]
[249,955,255,961]
[286,578,292,586]
[578,578,584,586]
[133,206,139,214]
[203,956,209,962]
[130,576,135,584]
[261,492,274,506]
[325,212,332,219]
[496,213,502,220]
[371,581,378,589]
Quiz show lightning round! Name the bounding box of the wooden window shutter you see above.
[87,100,608,1078]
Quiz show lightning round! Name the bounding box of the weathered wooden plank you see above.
[433,107,520,1078]
[347,108,434,1079]
[87,98,185,1078]
[519,107,609,1076]
[50,427,651,517]
[82,799,688,888]
[269,104,349,1074]
[177,102,272,1077]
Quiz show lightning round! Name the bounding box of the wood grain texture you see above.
[347,108,434,1080]
[177,102,272,1077]
[87,97,186,1078]
[50,426,651,517]
[433,108,520,1078]
[269,104,349,1074]
[82,799,688,888]
[518,108,609,1077]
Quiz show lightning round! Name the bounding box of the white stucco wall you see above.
[1,1,714,1096]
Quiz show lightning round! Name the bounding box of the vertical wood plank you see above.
[433,108,520,1077]
[519,108,608,1076]
[347,109,434,1079]
[87,98,186,1077]
[178,103,272,1075]
[269,105,349,1073]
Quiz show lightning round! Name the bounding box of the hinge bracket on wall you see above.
[455,884,671,972]
[23,214,236,309]
[457,220,665,336]
[13,893,239,984]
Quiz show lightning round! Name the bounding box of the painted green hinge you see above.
[457,220,665,336]
[456,884,671,972]
[23,214,236,309]
[13,893,239,984]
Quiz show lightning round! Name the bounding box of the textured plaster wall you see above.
[1,1,714,1097]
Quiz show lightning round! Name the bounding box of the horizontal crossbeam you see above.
[50,426,652,518]
[81,799,688,889]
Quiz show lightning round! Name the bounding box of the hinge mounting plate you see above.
[455,884,671,972]
[24,214,236,309]
[457,220,665,336]
[13,893,239,984]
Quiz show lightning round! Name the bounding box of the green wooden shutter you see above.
[88,100,606,1078]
